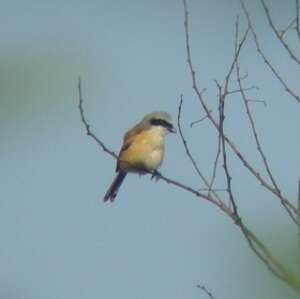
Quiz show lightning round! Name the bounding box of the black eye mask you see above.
[150,118,173,130]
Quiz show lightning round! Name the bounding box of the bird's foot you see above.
[151,170,161,182]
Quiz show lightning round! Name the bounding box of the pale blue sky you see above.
[1,0,300,298]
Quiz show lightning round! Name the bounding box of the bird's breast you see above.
[144,147,164,170]
[118,127,166,173]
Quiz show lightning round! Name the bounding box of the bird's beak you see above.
[169,127,177,134]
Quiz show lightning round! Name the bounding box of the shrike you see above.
[104,111,176,202]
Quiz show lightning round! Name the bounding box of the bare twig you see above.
[197,285,215,299]
[216,82,239,218]
[177,96,222,202]
[208,132,221,192]
[234,14,300,228]
[296,0,300,41]
[261,0,300,64]
[212,16,249,217]
[278,18,296,38]
[226,85,258,95]
[182,0,215,120]
[247,99,267,106]
[234,19,282,201]
[223,21,250,96]
[190,112,211,128]
[182,0,300,291]
[241,1,300,104]
[156,172,218,204]
[182,0,298,218]
[78,77,118,159]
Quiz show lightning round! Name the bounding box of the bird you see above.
[103,111,176,202]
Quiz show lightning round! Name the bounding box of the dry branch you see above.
[241,1,300,104]
[182,0,300,291]
[261,0,300,65]
[183,0,298,224]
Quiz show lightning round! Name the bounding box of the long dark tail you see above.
[103,171,127,202]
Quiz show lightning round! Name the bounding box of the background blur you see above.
[1,0,300,298]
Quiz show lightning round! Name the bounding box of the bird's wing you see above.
[116,123,145,171]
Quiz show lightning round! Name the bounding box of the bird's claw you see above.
[151,170,161,182]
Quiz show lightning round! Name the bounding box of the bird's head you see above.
[142,111,176,134]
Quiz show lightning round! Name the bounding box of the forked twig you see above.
[183,0,298,223]
[241,1,300,104]
[261,0,300,65]
[182,0,300,291]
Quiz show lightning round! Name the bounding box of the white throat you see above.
[149,125,169,137]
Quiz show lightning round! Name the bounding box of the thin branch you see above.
[234,15,300,226]
[155,167,239,223]
[223,21,250,95]
[182,0,300,291]
[157,172,217,204]
[183,0,298,221]
[261,0,300,64]
[208,132,221,192]
[278,18,296,38]
[177,96,222,202]
[215,18,250,217]
[241,1,300,104]
[182,0,215,121]
[190,112,211,128]
[197,285,216,299]
[78,77,117,159]
[234,20,281,197]
[216,82,239,218]
[226,85,258,95]
[296,0,300,41]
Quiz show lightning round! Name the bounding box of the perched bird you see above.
[103,111,176,202]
